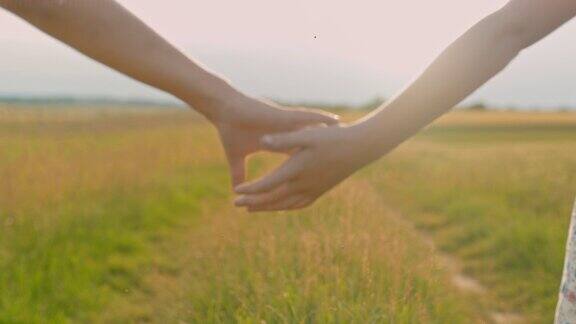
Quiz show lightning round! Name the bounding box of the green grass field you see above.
[369,111,576,322]
[0,107,574,323]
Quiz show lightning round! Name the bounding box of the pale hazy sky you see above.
[1,0,575,108]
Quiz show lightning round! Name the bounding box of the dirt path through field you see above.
[424,233,525,323]
[376,196,526,323]
[419,227,524,323]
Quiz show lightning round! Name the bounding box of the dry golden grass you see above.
[5,107,573,322]
[436,110,576,126]
[137,180,483,323]
[0,108,219,215]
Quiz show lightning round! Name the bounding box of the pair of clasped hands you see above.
[203,90,382,213]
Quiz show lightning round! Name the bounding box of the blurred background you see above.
[1,1,576,323]
[1,0,576,109]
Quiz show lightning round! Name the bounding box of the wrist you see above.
[350,113,401,158]
[176,73,244,122]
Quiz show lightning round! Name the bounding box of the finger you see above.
[260,130,311,153]
[234,183,295,207]
[235,158,301,194]
[288,109,340,127]
[247,195,304,213]
[226,154,246,187]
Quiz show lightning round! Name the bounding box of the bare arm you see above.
[0,0,338,187]
[0,0,234,118]
[360,0,576,150]
[235,0,576,211]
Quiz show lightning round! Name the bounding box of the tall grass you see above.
[0,107,479,323]
[0,108,226,322]
[155,182,479,323]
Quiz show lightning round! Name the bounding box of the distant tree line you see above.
[0,95,182,108]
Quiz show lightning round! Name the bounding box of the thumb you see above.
[227,154,246,187]
[261,130,311,153]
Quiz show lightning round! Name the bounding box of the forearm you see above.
[0,0,238,118]
[360,13,522,153]
[360,1,576,155]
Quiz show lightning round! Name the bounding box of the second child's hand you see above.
[234,122,381,212]
[235,0,576,211]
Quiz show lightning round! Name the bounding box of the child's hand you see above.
[200,93,339,187]
[233,122,384,212]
